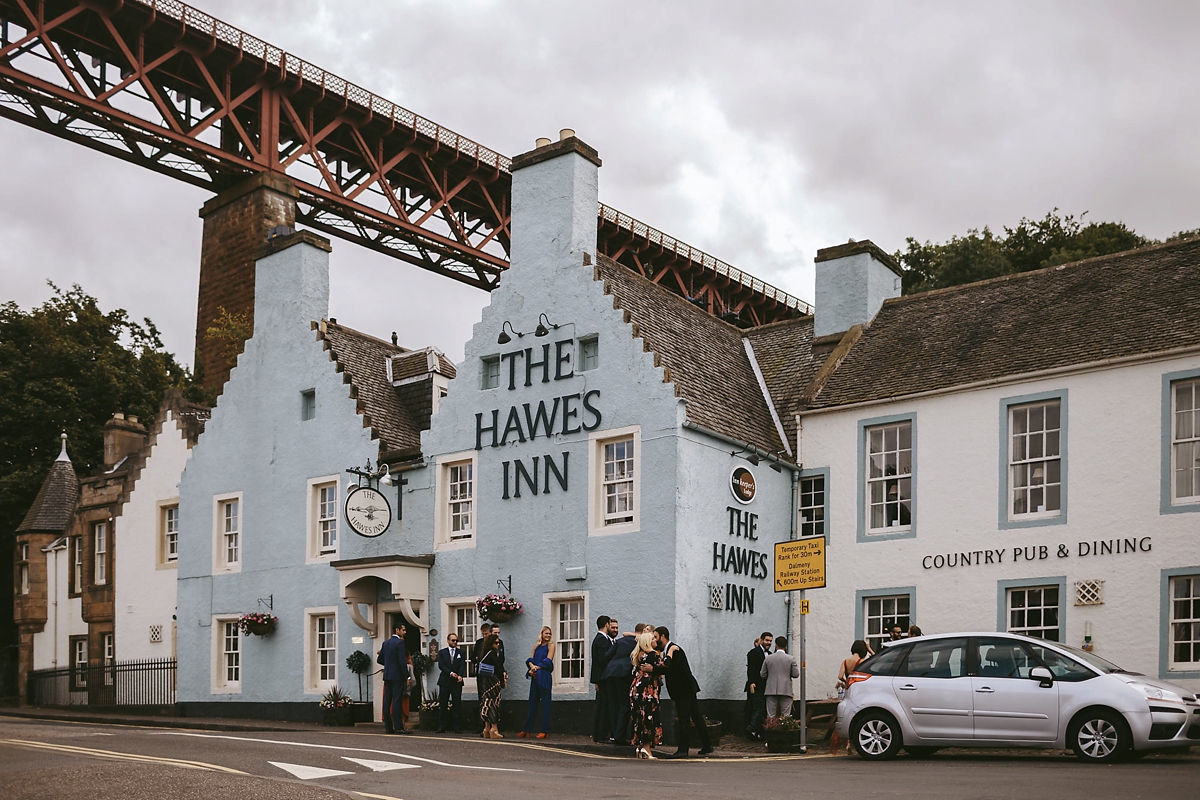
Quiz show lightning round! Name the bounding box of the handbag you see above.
[478,652,496,676]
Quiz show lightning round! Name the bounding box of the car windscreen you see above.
[856,644,908,676]
[1043,641,1130,674]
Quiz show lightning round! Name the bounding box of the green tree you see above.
[0,284,202,692]
[899,209,1150,295]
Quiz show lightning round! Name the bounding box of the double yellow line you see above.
[0,738,247,773]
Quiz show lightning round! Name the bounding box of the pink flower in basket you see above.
[476,593,523,620]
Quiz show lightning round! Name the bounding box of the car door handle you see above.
[975,687,995,693]
[898,684,917,691]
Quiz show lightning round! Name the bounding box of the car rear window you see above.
[857,645,908,676]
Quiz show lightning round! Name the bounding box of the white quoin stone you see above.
[813,240,903,338]
[508,137,601,288]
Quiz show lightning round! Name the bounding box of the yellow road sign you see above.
[774,537,826,592]
[800,599,810,614]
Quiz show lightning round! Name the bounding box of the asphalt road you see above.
[0,717,1195,800]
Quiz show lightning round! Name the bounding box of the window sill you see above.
[434,537,476,552]
[306,552,339,565]
[999,514,1067,530]
[589,520,639,537]
[211,685,242,695]
[156,561,179,571]
[861,526,915,542]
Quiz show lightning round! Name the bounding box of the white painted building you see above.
[786,238,1200,699]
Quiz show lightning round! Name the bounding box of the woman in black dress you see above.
[478,634,504,739]
[628,630,663,759]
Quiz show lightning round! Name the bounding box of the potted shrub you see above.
[238,612,278,637]
[345,650,373,723]
[762,715,802,753]
[476,593,522,623]
[319,686,355,727]
[695,715,722,744]
[418,691,441,730]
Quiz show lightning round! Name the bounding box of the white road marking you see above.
[270,761,355,780]
[154,731,521,772]
[343,756,420,771]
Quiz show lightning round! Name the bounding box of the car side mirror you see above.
[1030,666,1054,688]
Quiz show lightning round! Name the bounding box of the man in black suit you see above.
[745,631,773,739]
[600,621,645,744]
[590,615,616,743]
[655,626,712,758]
[377,624,410,734]
[436,633,467,733]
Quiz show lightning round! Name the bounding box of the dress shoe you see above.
[697,747,714,756]
[516,731,529,738]
[535,733,548,740]
[664,750,689,759]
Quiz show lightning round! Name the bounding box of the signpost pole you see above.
[799,588,806,752]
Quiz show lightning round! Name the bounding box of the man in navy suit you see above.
[436,633,467,733]
[590,615,616,743]
[377,624,411,734]
[601,622,647,744]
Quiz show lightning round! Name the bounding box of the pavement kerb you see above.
[1,708,828,759]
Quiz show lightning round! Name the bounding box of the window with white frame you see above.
[1170,575,1200,670]
[452,604,478,679]
[94,521,108,585]
[436,454,477,547]
[314,614,337,685]
[71,536,82,596]
[1172,379,1200,504]
[1009,401,1062,518]
[579,336,599,371]
[866,422,912,532]
[215,619,240,689]
[102,632,114,685]
[589,427,640,535]
[603,439,634,524]
[18,542,29,595]
[481,356,501,389]
[554,598,587,685]
[309,479,338,558]
[864,594,910,654]
[1006,585,1060,641]
[800,475,825,537]
[162,504,179,564]
[215,495,242,571]
[71,636,88,689]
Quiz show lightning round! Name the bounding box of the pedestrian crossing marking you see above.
[269,761,355,780]
[343,757,420,771]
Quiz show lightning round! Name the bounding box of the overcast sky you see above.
[2,1,1198,366]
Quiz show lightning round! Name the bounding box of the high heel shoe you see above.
[517,731,529,738]
[635,748,647,759]
[492,730,505,739]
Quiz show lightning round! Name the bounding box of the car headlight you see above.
[1132,682,1182,703]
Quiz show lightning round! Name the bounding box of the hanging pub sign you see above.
[344,485,392,537]
[730,466,756,504]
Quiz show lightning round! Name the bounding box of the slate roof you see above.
[17,457,78,533]
[391,348,457,382]
[316,321,424,458]
[594,255,788,456]
[744,317,820,449]
[808,236,1200,409]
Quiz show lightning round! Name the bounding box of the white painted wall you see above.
[794,354,1200,697]
[115,409,191,661]
[32,543,86,671]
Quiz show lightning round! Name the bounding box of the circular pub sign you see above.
[730,466,757,504]
[344,485,392,538]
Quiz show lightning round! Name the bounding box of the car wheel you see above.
[1068,709,1130,763]
[852,711,903,760]
[904,746,939,757]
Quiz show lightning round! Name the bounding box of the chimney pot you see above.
[127,415,138,424]
[535,137,552,148]
[113,412,125,420]
[559,128,575,141]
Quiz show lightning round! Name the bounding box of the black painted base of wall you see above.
[179,697,751,745]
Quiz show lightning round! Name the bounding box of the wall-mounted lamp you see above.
[497,321,524,345]
[731,448,761,466]
[534,313,561,337]
[346,458,409,520]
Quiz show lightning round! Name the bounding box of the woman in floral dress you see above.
[628,630,663,758]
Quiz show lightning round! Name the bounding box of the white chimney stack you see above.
[813,239,902,338]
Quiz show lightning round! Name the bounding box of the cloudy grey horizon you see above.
[2,0,1197,368]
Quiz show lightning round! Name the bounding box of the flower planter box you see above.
[763,730,801,753]
[350,702,373,724]
[419,708,440,730]
[321,706,355,727]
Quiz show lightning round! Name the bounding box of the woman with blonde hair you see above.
[628,629,663,759]
[518,626,556,739]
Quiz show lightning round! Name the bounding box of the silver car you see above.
[834,631,1199,762]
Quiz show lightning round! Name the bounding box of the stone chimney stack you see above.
[813,240,903,338]
[102,412,148,469]
[509,131,601,281]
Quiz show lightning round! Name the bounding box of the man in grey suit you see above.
[760,635,800,720]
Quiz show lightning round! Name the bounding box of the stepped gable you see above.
[744,316,819,449]
[17,448,78,533]
[594,254,787,456]
[315,320,425,459]
[808,236,1200,409]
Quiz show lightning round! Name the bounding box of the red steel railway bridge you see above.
[0,0,810,387]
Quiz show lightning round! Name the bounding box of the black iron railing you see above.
[26,658,176,707]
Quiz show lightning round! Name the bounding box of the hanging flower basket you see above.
[238,612,278,637]
[476,593,522,623]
